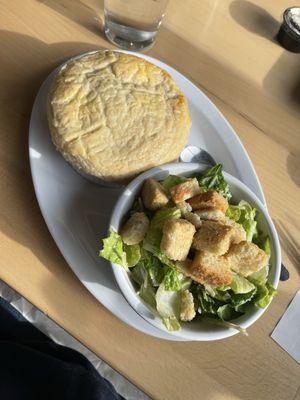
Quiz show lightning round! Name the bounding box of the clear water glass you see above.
[104,0,169,51]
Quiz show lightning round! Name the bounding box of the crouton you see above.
[160,219,196,261]
[189,251,232,286]
[170,178,200,203]
[187,191,228,213]
[180,290,196,321]
[226,241,269,276]
[121,212,149,245]
[223,218,246,244]
[142,179,169,210]
[195,207,226,221]
[184,212,202,229]
[177,201,201,229]
[177,201,192,215]
[193,220,234,255]
[175,258,192,274]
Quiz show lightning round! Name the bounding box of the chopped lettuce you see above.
[155,277,187,331]
[130,262,148,287]
[163,268,181,291]
[139,283,157,311]
[100,230,126,266]
[226,205,241,221]
[254,235,271,256]
[123,243,141,267]
[100,230,141,268]
[160,175,187,192]
[248,266,269,285]
[197,164,232,200]
[204,284,231,302]
[230,274,256,294]
[129,197,144,214]
[254,283,277,308]
[226,200,258,241]
[149,207,181,231]
[143,253,165,287]
[162,317,181,331]
[217,304,242,321]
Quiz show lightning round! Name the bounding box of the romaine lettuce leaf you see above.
[248,266,269,285]
[231,290,256,308]
[156,282,181,331]
[217,304,242,321]
[226,200,258,241]
[254,283,277,308]
[100,230,141,268]
[204,284,231,302]
[142,253,164,287]
[162,317,181,331]
[230,274,256,294]
[254,235,271,256]
[226,205,241,222]
[150,207,181,231]
[123,243,141,267]
[139,283,157,311]
[163,267,181,291]
[197,164,232,200]
[130,262,148,287]
[100,230,126,266]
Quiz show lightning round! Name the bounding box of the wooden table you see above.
[1,0,299,398]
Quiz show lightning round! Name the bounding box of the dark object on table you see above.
[0,298,124,400]
[280,263,290,281]
[277,7,300,52]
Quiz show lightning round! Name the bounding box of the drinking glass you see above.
[104,0,169,51]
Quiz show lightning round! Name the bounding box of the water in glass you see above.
[104,0,169,50]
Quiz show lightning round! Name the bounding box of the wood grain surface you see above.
[0,1,299,399]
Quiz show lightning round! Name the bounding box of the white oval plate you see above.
[29,50,265,341]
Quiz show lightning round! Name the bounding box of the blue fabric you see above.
[0,297,124,400]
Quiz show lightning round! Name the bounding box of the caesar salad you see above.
[100,165,276,332]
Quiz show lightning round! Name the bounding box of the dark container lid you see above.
[277,7,300,52]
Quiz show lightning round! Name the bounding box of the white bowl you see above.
[109,163,281,341]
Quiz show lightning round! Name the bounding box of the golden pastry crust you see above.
[47,51,191,181]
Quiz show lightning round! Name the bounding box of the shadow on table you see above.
[262,51,300,185]
[0,29,103,281]
[263,52,300,115]
[36,0,105,37]
[229,0,280,42]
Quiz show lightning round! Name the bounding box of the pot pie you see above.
[47,51,191,181]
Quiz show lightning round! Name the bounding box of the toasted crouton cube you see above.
[160,219,196,261]
[187,191,228,213]
[180,290,196,321]
[193,220,234,255]
[195,207,226,221]
[189,251,232,286]
[226,241,269,276]
[170,178,200,203]
[175,258,192,274]
[142,179,169,210]
[177,202,201,228]
[177,201,192,215]
[184,212,202,229]
[223,218,246,244]
[121,212,149,245]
